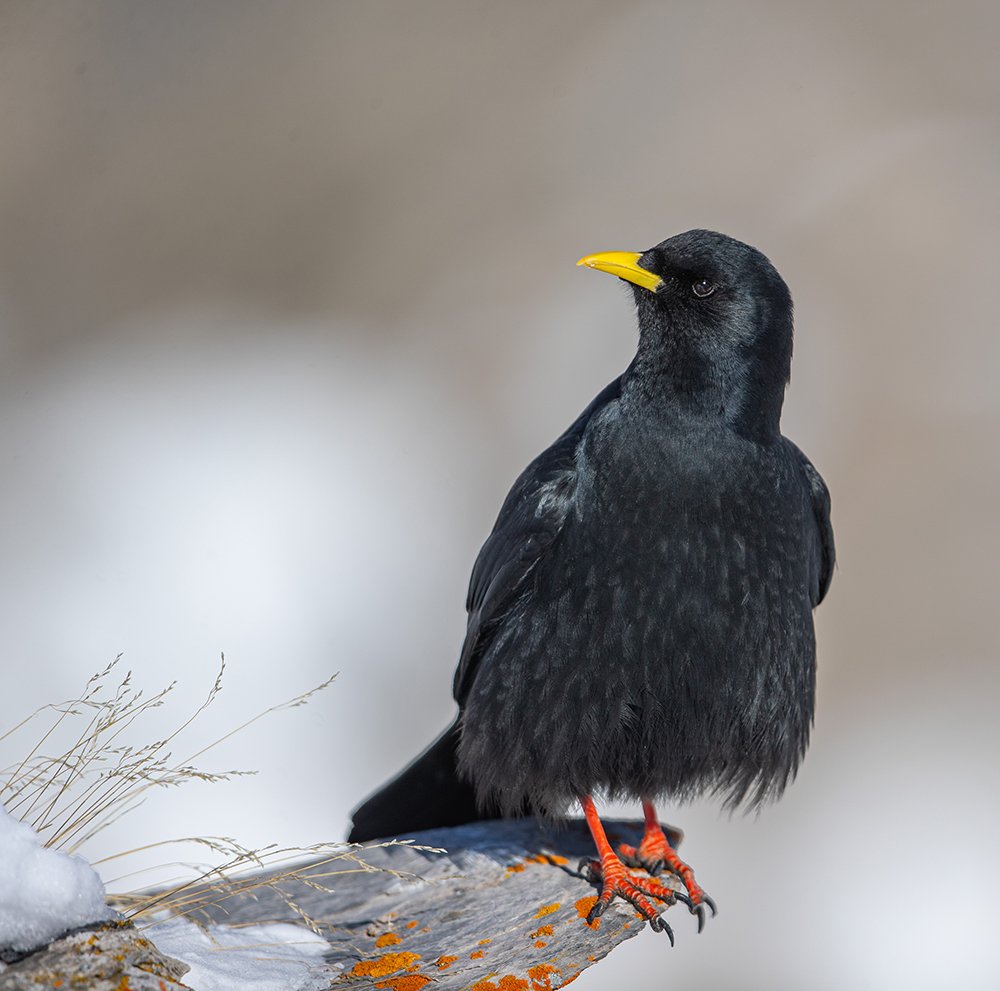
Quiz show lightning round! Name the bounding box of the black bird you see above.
[349,230,834,936]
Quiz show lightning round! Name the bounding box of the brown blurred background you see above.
[1,1,998,987]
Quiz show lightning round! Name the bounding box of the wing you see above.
[787,441,835,606]
[453,376,623,705]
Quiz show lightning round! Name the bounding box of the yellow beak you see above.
[576,251,663,292]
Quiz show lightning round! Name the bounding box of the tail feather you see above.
[348,719,498,842]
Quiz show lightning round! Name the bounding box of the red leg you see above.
[618,799,717,931]
[578,795,678,942]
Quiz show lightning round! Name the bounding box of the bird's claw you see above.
[582,854,677,939]
[618,828,716,932]
[686,887,716,932]
[648,914,675,944]
[679,891,717,932]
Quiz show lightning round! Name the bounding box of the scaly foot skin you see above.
[578,853,679,944]
[619,825,718,933]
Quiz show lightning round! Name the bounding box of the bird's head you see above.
[578,230,793,440]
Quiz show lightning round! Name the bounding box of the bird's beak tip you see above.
[575,251,663,293]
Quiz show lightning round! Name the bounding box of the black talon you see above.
[587,900,608,925]
[674,892,693,910]
[647,858,665,876]
[650,915,675,945]
[688,893,717,932]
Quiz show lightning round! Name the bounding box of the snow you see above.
[0,805,331,988]
[0,806,115,954]
[151,916,334,991]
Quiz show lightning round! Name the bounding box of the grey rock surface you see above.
[0,922,191,991]
[1,819,692,990]
[186,817,686,989]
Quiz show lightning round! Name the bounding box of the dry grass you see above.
[0,657,438,932]
[109,837,439,933]
[4,655,252,853]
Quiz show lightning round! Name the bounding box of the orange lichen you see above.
[529,924,554,939]
[506,863,526,874]
[561,972,579,986]
[471,978,530,991]
[374,976,431,991]
[350,952,422,978]
[527,963,559,991]
[524,853,569,866]
[470,949,485,959]
[534,940,547,948]
[478,938,492,945]
[405,920,419,929]
[435,955,458,970]
[575,896,600,929]
[375,932,403,948]
[533,903,560,918]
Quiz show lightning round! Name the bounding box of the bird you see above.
[348,229,835,940]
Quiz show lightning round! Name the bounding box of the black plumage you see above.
[349,229,833,932]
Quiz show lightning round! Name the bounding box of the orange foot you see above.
[578,795,680,941]
[578,853,679,943]
[619,800,718,932]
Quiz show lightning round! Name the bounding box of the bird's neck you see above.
[621,329,786,443]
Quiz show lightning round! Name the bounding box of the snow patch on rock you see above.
[151,917,335,991]
[0,806,115,954]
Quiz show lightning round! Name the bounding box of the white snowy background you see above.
[1,2,998,988]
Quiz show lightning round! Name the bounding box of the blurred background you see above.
[1,1,998,987]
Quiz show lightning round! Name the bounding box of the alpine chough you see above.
[348,229,835,938]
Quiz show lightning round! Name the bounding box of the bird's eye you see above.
[692,279,716,298]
